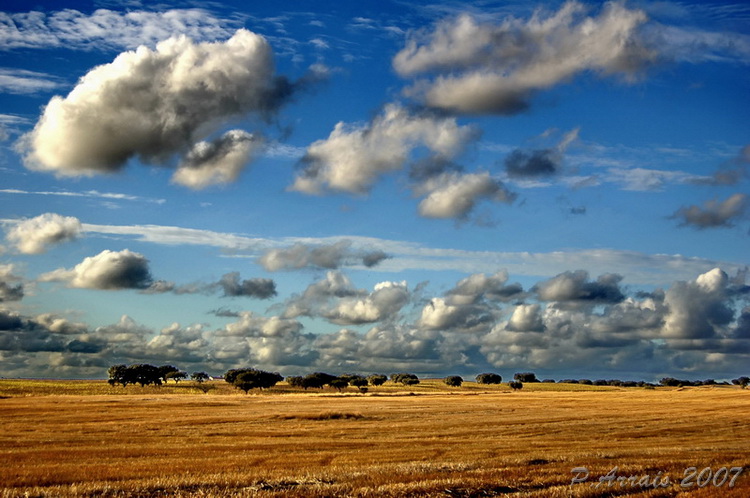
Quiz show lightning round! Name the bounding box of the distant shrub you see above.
[659,377,682,387]
[509,381,523,391]
[475,373,502,385]
[578,379,593,385]
[541,379,556,383]
[444,376,463,387]
[732,376,749,389]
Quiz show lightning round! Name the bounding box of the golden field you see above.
[0,379,748,497]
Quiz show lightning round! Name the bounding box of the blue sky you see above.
[0,0,748,381]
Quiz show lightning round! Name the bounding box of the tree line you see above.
[107,364,209,387]
[107,364,750,393]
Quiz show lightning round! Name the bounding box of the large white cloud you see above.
[394,2,654,114]
[40,249,153,290]
[6,213,82,254]
[20,29,290,177]
[289,103,478,195]
[662,268,734,339]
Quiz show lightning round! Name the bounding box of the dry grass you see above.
[0,380,747,497]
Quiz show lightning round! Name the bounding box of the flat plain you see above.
[0,380,747,497]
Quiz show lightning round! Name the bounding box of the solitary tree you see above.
[509,381,524,391]
[108,364,129,387]
[191,371,210,392]
[191,372,210,383]
[444,375,463,387]
[475,373,502,385]
[329,378,349,391]
[513,372,538,383]
[391,373,420,385]
[343,375,369,392]
[158,365,180,384]
[367,374,387,386]
[231,369,283,393]
[301,372,338,389]
[732,376,749,389]
[286,376,305,388]
[166,371,188,383]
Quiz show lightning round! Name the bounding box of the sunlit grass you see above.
[0,380,747,496]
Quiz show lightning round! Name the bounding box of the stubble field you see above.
[0,380,747,497]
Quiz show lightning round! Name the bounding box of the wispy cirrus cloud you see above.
[76,221,747,285]
[0,68,65,95]
[0,188,165,204]
[0,9,241,51]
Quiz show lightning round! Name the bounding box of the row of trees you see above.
[224,371,424,394]
[107,364,209,387]
[444,374,523,390]
[109,365,750,392]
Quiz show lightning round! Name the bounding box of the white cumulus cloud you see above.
[20,29,290,177]
[395,2,655,114]
[40,249,153,290]
[6,213,82,254]
[290,103,478,195]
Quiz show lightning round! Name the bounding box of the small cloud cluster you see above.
[533,270,625,306]
[503,128,579,180]
[171,131,265,189]
[20,29,293,186]
[5,213,82,254]
[40,249,153,290]
[258,240,388,271]
[290,103,515,220]
[415,171,516,220]
[290,103,478,195]
[672,193,748,229]
[217,272,277,299]
[0,264,24,303]
[281,271,410,326]
[146,272,277,300]
[394,2,655,114]
[690,145,750,187]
